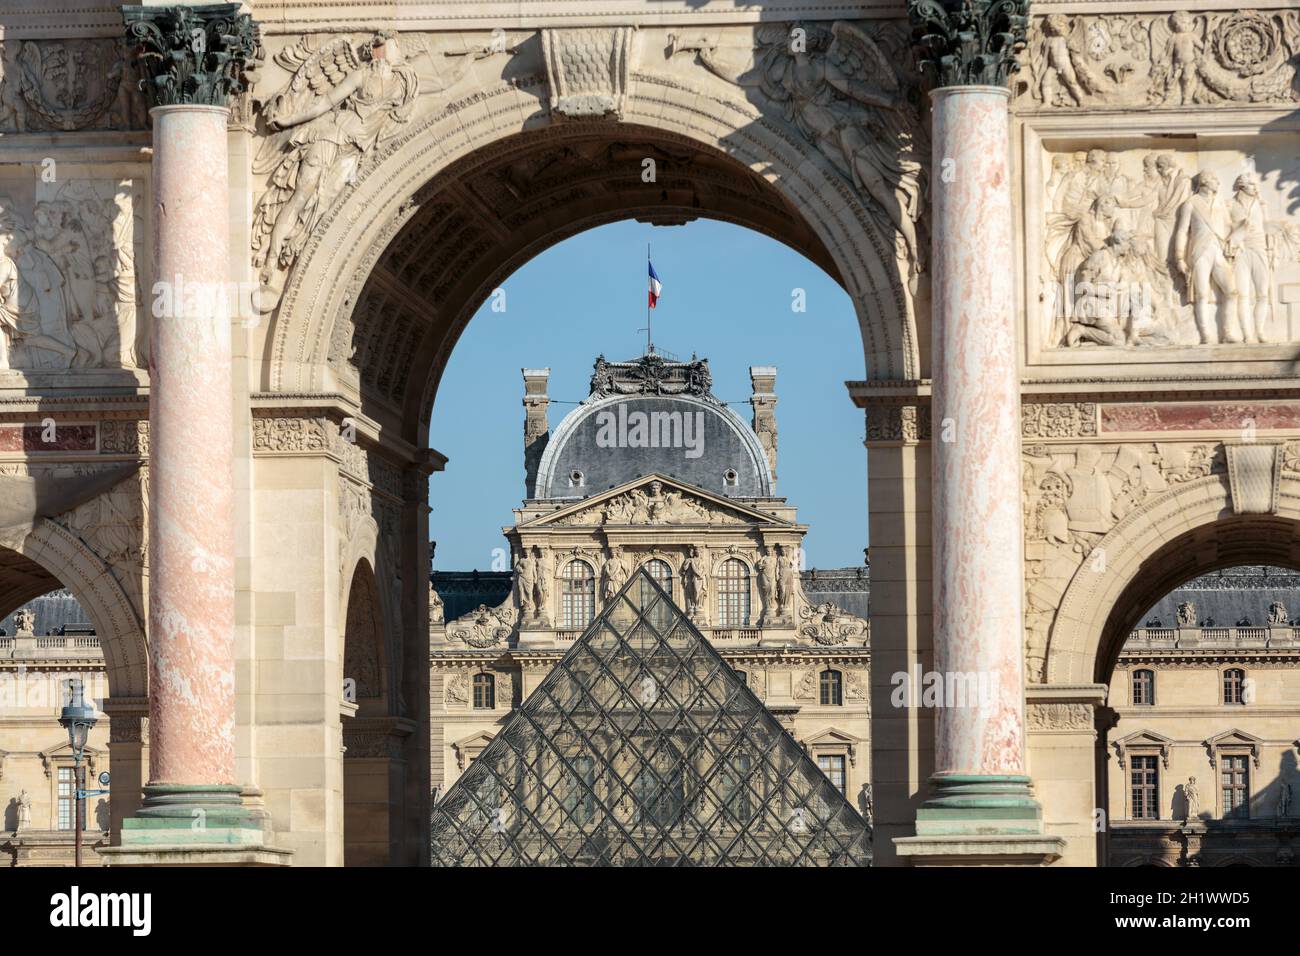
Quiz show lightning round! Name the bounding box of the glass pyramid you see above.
[429,568,872,866]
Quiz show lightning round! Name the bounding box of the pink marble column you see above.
[147,104,236,787]
[929,87,1027,779]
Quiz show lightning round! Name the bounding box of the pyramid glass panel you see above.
[430,568,872,866]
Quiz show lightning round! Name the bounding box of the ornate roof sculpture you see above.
[428,568,872,866]
[588,353,716,401]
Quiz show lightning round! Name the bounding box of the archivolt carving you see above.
[1018,10,1300,110]
[267,27,918,410]
[1022,441,1223,681]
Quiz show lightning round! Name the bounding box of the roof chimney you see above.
[749,366,777,486]
[522,369,550,495]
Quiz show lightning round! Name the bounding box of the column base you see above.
[914,773,1045,835]
[893,833,1066,866]
[99,784,292,867]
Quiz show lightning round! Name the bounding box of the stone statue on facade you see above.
[1184,776,1200,822]
[1268,601,1288,626]
[13,607,34,636]
[513,549,536,617]
[16,788,32,830]
[680,545,708,623]
[602,547,630,603]
[532,547,551,623]
[756,550,776,624]
[428,582,444,625]
[1177,601,1197,627]
[0,206,76,370]
[775,543,797,620]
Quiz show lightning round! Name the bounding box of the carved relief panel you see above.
[0,170,148,374]
[1024,137,1300,364]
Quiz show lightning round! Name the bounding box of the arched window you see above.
[1132,669,1155,706]
[1222,668,1246,705]
[642,559,673,598]
[561,560,595,629]
[472,673,495,710]
[716,558,751,627]
[820,669,843,706]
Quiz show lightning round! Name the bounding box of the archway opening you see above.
[1094,535,1300,867]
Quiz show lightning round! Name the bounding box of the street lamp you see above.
[58,678,97,868]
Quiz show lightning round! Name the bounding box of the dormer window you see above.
[723,469,738,488]
[568,470,585,489]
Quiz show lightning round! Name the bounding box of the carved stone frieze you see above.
[556,479,740,527]
[1027,701,1094,730]
[864,404,931,444]
[100,419,149,456]
[1022,403,1098,439]
[1017,10,1300,111]
[445,602,516,649]
[252,415,331,453]
[797,601,869,647]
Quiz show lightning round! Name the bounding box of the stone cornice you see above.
[123,3,262,109]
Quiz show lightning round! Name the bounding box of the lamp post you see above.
[58,677,97,868]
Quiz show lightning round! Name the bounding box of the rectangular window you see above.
[57,767,85,831]
[1131,669,1154,706]
[818,754,846,796]
[1130,755,1159,820]
[1221,755,1250,819]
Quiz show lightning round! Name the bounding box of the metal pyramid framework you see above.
[429,568,872,866]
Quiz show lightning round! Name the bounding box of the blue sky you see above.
[427,218,868,571]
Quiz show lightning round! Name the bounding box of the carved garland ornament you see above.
[446,603,515,649]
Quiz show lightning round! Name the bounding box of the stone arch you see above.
[1,517,147,699]
[341,557,386,706]
[1045,473,1300,686]
[266,70,918,434]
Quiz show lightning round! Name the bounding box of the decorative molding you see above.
[1224,441,1283,515]
[1027,701,1093,731]
[1022,403,1097,439]
[251,416,330,453]
[865,404,931,444]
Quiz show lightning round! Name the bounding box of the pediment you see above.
[805,728,862,748]
[452,731,496,752]
[522,474,789,529]
[1117,730,1174,749]
[1205,729,1262,748]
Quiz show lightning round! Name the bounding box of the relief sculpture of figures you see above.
[252,32,511,297]
[1043,149,1300,350]
[670,21,927,285]
[1020,10,1300,110]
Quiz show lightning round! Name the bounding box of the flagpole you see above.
[646,242,652,356]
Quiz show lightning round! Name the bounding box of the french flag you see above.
[648,261,663,309]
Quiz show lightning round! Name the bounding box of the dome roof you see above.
[534,354,774,500]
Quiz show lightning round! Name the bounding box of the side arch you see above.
[1045,473,1300,686]
[1,517,148,699]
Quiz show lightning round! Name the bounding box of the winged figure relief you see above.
[671,22,928,280]
[251,31,510,293]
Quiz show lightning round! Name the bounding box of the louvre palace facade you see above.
[0,0,1299,866]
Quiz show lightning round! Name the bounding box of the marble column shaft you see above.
[147,105,236,787]
[928,86,1027,777]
